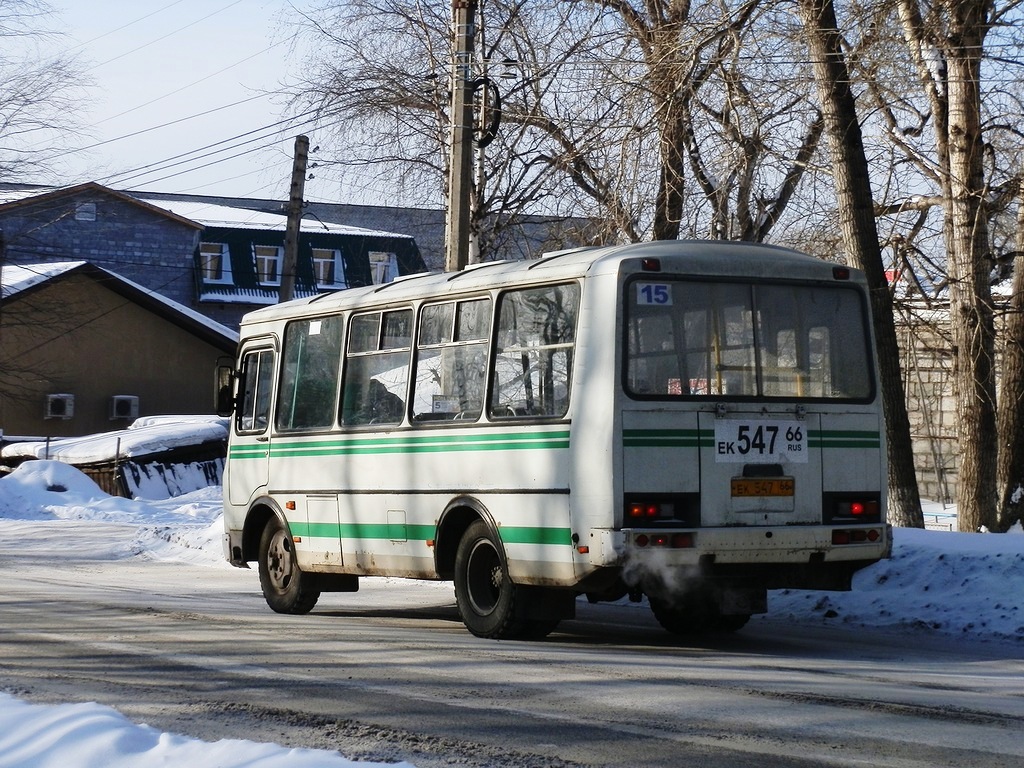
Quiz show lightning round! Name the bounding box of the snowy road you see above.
[1,520,1022,768]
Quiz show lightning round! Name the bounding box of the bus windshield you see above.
[625,278,873,400]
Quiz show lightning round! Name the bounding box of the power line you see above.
[96,43,286,126]
[60,0,192,54]
[96,109,325,187]
[40,92,285,161]
[83,0,249,72]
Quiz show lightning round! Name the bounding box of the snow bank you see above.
[764,527,1024,642]
[0,693,414,768]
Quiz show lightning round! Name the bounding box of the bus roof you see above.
[240,240,859,327]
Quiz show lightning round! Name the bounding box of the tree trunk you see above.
[943,3,998,532]
[797,0,923,527]
[996,184,1024,531]
[652,114,686,241]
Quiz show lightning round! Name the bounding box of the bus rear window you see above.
[625,279,873,400]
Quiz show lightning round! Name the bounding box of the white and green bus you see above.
[221,240,891,639]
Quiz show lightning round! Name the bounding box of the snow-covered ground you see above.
[0,458,1022,767]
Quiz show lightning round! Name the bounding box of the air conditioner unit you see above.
[45,394,75,420]
[110,395,140,420]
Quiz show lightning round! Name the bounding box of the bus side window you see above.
[412,299,490,422]
[237,349,274,433]
[275,316,344,431]
[489,283,579,419]
[342,309,412,426]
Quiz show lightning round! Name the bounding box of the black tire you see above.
[649,594,705,635]
[650,591,749,635]
[712,613,751,632]
[258,517,320,614]
[454,520,557,639]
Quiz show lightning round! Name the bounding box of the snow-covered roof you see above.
[0,183,416,240]
[134,198,414,239]
[1,261,238,345]
[1,415,228,464]
[0,261,84,299]
[0,187,42,205]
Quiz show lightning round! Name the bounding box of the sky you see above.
[0,421,1022,765]
[33,0,349,204]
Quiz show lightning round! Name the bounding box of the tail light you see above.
[835,499,879,518]
[832,527,883,545]
[627,501,671,520]
[825,494,882,523]
[633,532,695,548]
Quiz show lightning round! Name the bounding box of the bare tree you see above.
[893,0,1003,532]
[0,0,87,180]
[0,1,91,411]
[996,180,1024,530]
[290,0,831,250]
[796,0,924,528]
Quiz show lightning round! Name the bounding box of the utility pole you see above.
[444,0,478,273]
[280,134,309,302]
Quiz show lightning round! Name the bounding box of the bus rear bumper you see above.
[618,524,889,562]
[595,524,891,590]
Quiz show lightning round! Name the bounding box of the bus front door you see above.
[227,346,275,506]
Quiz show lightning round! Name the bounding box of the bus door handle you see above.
[256,436,270,442]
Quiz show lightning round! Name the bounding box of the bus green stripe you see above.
[499,526,573,546]
[808,429,881,448]
[291,522,570,546]
[623,428,880,449]
[229,445,268,458]
[229,429,570,459]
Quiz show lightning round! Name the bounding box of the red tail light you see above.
[832,527,884,546]
[834,499,879,520]
[671,532,694,548]
[633,532,695,549]
[627,501,671,520]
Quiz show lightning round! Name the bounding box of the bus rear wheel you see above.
[258,517,320,614]
[454,520,556,640]
[649,591,749,635]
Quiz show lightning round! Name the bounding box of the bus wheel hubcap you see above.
[268,532,292,589]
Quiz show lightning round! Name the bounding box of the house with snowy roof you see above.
[0,182,427,331]
[0,261,237,439]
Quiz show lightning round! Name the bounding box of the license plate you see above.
[714,419,808,463]
[731,477,795,497]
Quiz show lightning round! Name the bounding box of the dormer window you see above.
[199,242,232,284]
[369,251,398,284]
[312,248,346,290]
[254,245,283,286]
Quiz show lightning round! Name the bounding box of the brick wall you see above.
[899,316,958,503]
[1,188,201,312]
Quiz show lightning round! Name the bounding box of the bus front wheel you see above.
[258,517,320,614]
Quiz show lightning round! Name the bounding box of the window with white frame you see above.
[312,248,346,289]
[254,244,283,286]
[369,251,398,285]
[199,242,232,283]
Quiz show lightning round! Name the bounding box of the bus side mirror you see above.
[215,363,235,417]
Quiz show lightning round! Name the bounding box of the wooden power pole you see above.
[444,0,478,273]
[280,134,309,302]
